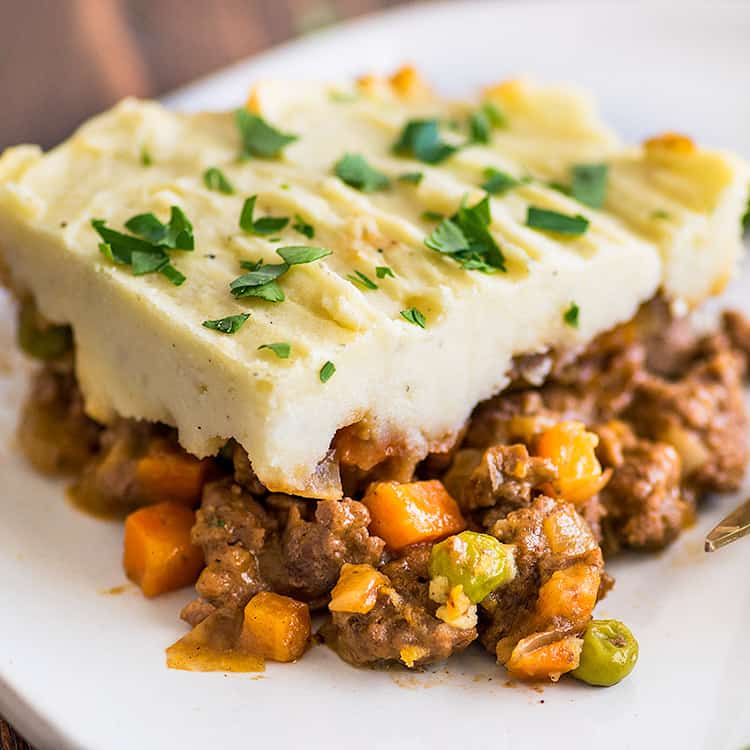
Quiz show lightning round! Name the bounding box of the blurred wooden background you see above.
[0,0,421,151]
[0,1,428,746]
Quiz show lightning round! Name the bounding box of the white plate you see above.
[2,2,750,748]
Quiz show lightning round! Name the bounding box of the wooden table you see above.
[0,1,419,746]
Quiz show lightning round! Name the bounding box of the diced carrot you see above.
[362,480,466,551]
[535,421,611,504]
[535,563,601,628]
[135,439,214,508]
[388,65,431,99]
[506,634,583,681]
[123,502,204,598]
[245,85,262,113]
[329,563,388,615]
[239,592,311,663]
[643,131,696,155]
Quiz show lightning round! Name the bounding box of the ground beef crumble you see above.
[324,544,477,667]
[183,479,385,624]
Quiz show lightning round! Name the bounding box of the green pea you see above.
[17,299,72,360]
[571,619,639,687]
[428,531,516,604]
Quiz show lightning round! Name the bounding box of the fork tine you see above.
[705,498,750,552]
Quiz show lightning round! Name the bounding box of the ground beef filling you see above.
[16,302,750,675]
[324,544,477,667]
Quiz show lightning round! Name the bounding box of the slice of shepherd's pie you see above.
[1,67,749,681]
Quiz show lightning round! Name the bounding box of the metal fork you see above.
[705,498,750,551]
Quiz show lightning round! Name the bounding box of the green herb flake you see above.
[376,265,395,279]
[481,101,508,129]
[229,245,330,302]
[422,210,444,222]
[292,214,315,239]
[400,307,427,328]
[742,194,750,235]
[237,280,285,302]
[159,264,186,286]
[334,153,390,192]
[393,119,457,164]
[548,181,572,196]
[481,168,519,195]
[526,206,589,236]
[203,167,235,195]
[235,109,297,159]
[651,209,671,220]
[347,270,378,290]
[239,195,289,235]
[202,313,250,334]
[468,102,508,145]
[276,245,331,265]
[425,196,506,273]
[563,302,580,329]
[131,249,169,276]
[140,147,153,166]
[125,206,194,250]
[398,171,424,185]
[319,361,336,383]
[92,206,192,284]
[571,163,608,208]
[469,110,492,144]
[425,219,469,255]
[258,342,291,359]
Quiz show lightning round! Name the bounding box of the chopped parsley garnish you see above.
[563,302,580,328]
[140,147,152,166]
[422,211,444,222]
[468,102,508,144]
[481,168,519,195]
[235,109,297,159]
[480,101,508,129]
[469,110,492,144]
[319,361,336,383]
[424,195,506,273]
[334,153,390,192]
[203,167,235,195]
[393,119,457,164]
[258,342,291,359]
[202,313,250,334]
[398,171,424,185]
[125,206,194,249]
[229,246,331,302]
[347,270,378,290]
[400,307,426,328]
[742,192,750,234]
[159,265,187,286]
[548,181,572,195]
[292,214,315,239]
[239,195,289,235]
[526,206,589,236]
[92,205,193,286]
[651,209,671,220]
[376,265,395,279]
[571,163,608,208]
[276,246,332,265]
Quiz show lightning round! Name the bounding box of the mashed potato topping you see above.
[0,71,746,496]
